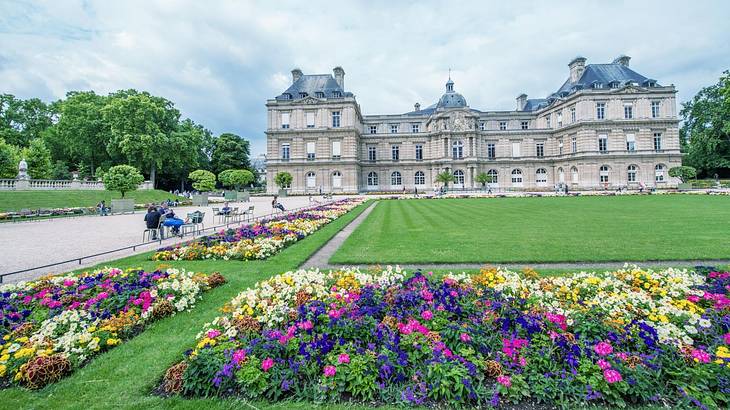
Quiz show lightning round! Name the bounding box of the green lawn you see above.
[330,195,730,264]
[0,190,184,212]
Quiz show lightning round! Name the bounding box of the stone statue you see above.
[17,158,29,180]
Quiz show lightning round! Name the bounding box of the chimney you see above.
[613,55,630,67]
[516,94,527,111]
[333,66,345,89]
[568,56,587,83]
[291,68,303,84]
[414,102,421,112]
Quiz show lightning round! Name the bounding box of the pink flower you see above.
[597,359,611,370]
[207,329,221,339]
[616,352,629,361]
[232,350,246,365]
[299,320,313,331]
[593,341,613,356]
[460,333,471,342]
[603,368,622,384]
[690,348,711,364]
[328,309,343,319]
[421,289,434,301]
[323,365,337,377]
[723,333,730,345]
[687,295,700,303]
[546,313,567,331]
[421,310,433,321]
[337,353,350,364]
[436,305,445,311]
[261,357,274,372]
[450,290,459,297]
[63,279,75,287]
[496,375,511,388]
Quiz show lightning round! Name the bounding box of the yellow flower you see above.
[88,326,97,332]
[0,364,6,377]
[717,346,730,359]
[13,348,35,359]
[0,354,9,362]
[106,338,120,346]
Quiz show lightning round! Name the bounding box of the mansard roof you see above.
[551,64,655,98]
[275,74,353,101]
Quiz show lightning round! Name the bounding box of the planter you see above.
[224,190,238,201]
[110,199,135,214]
[278,188,288,197]
[237,191,250,202]
[678,182,693,190]
[192,194,209,206]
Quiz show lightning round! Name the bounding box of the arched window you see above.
[367,172,378,187]
[452,140,463,159]
[391,171,402,186]
[655,164,666,182]
[536,168,547,185]
[599,165,610,183]
[511,169,523,186]
[558,167,565,183]
[414,171,425,185]
[332,171,342,189]
[453,169,465,185]
[306,172,316,188]
[487,169,498,184]
[571,166,579,184]
[627,165,637,183]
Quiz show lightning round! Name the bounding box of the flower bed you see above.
[152,199,364,261]
[163,266,729,408]
[0,267,225,389]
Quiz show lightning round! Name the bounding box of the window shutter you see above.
[332,141,341,156]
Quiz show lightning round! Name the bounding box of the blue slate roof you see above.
[275,74,353,101]
[522,98,549,111]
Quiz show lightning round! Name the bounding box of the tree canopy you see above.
[210,133,251,176]
[104,165,144,198]
[274,172,293,188]
[218,169,254,190]
[188,169,216,192]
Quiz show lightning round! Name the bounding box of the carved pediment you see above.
[611,85,646,94]
[299,96,323,104]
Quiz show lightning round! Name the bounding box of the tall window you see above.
[306,112,315,128]
[452,140,464,159]
[391,171,402,186]
[598,135,608,153]
[623,104,633,119]
[453,170,465,185]
[536,168,547,185]
[511,141,521,158]
[545,115,551,128]
[571,166,579,184]
[281,143,290,161]
[415,144,423,161]
[653,132,662,151]
[391,145,399,161]
[414,171,425,185]
[570,107,576,123]
[521,121,529,130]
[332,171,342,189]
[559,139,564,155]
[536,142,544,157]
[627,165,637,183]
[499,121,507,130]
[487,169,498,184]
[626,134,636,152]
[331,111,341,128]
[655,164,666,182]
[571,136,577,153]
[390,124,398,134]
[651,101,660,118]
[596,102,605,120]
[511,169,523,186]
[599,165,610,183]
[306,172,316,188]
[306,141,316,160]
[557,112,563,127]
[367,172,378,187]
[331,141,341,159]
[487,143,496,159]
[558,167,565,183]
[479,121,486,131]
[369,125,377,134]
[281,112,290,129]
[411,123,420,133]
[368,146,377,161]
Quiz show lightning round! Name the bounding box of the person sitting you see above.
[221,202,231,215]
[272,195,286,212]
[97,200,109,216]
[144,206,162,240]
[161,208,184,236]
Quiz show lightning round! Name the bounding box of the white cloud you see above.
[1,0,729,156]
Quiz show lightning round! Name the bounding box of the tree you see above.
[435,170,455,188]
[22,138,52,179]
[274,172,293,189]
[103,90,181,188]
[104,165,144,198]
[0,94,53,147]
[680,70,730,176]
[210,133,251,175]
[188,169,216,192]
[0,138,21,179]
[669,166,697,183]
[51,160,72,180]
[475,172,491,188]
[218,169,254,190]
[159,118,213,191]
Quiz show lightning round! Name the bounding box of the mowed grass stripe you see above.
[330,195,730,264]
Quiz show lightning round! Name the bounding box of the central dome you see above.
[436,78,467,109]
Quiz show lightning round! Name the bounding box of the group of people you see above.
[96,200,110,216]
[144,203,187,240]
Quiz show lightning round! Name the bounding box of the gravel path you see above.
[0,195,351,283]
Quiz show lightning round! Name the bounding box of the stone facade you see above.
[266,56,682,194]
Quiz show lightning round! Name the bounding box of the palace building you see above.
[265,56,681,194]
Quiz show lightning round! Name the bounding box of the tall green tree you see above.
[0,138,21,179]
[22,138,53,179]
[210,133,251,175]
[0,94,53,147]
[104,165,144,198]
[44,91,110,176]
[680,70,730,176]
[159,118,213,191]
[103,90,181,187]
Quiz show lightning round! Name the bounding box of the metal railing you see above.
[0,200,343,283]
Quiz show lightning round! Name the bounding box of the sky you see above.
[1,0,729,156]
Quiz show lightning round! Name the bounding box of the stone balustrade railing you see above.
[0,178,153,191]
